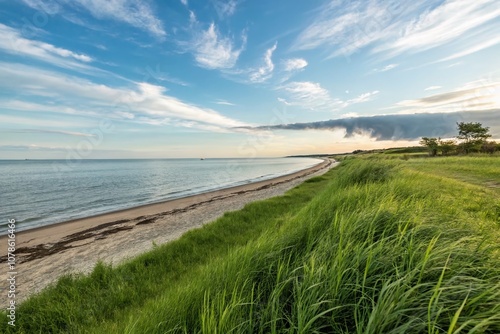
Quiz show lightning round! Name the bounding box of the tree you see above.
[456,122,491,154]
[438,138,456,156]
[481,141,497,154]
[420,137,438,156]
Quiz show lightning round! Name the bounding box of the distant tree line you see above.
[420,122,498,156]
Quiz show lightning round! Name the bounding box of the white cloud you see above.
[76,0,166,37]
[13,129,98,137]
[283,58,308,72]
[345,91,379,104]
[279,81,380,111]
[0,62,249,132]
[21,0,166,38]
[374,64,398,72]
[214,0,238,18]
[0,23,93,69]
[396,80,500,113]
[340,112,359,118]
[277,97,291,106]
[215,100,235,106]
[0,113,94,128]
[21,0,61,15]
[446,62,462,68]
[293,0,403,56]
[281,81,335,110]
[189,10,196,24]
[437,35,500,63]
[0,144,66,152]
[190,23,245,69]
[378,0,500,56]
[293,0,500,60]
[249,43,277,83]
[181,0,188,6]
[425,86,442,91]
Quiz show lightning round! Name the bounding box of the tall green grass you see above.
[3,156,499,333]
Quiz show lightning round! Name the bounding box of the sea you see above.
[0,158,321,234]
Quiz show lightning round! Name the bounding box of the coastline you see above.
[0,158,336,306]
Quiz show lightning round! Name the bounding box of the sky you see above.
[0,0,499,159]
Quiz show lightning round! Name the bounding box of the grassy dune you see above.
[3,155,500,333]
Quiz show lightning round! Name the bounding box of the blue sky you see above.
[0,0,499,159]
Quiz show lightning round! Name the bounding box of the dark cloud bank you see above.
[249,110,500,141]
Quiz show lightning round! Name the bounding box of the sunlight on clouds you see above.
[261,129,419,156]
[396,80,500,113]
[0,63,249,132]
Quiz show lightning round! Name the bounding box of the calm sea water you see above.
[0,158,320,233]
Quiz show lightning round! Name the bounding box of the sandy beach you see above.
[0,159,336,306]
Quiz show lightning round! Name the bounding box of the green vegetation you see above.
[457,122,492,154]
[420,122,497,155]
[3,156,500,333]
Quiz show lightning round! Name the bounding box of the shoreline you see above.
[0,159,336,306]
[0,158,327,252]
[1,158,324,236]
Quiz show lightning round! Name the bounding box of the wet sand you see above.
[0,159,337,306]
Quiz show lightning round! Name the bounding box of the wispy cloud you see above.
[377,0,500,57]
[21,0,166,38]
[214,99,235,106]
[139,65,190,87]
[437,35,500,63]
[0,144,67,152]
[0,23,93,69]
[189,22,246,69]
[11,129,97,137]
[249,43,277,83]
[425,86,442,91]
[20,0,60,15]
[283,58,308,72]
[278,81,378,111]
[374,64,398,72]
[76,0,166,37]
[345,91,379,104]
[0,62,249,132]
[292,0,407,56]
[279,81,337,110]
[180,0,188,6]
[293,0,499,60]
[0,113,94,128]
[396,80,500,113]
[214,0,238,18]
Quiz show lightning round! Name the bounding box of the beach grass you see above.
[2,155,500,333]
